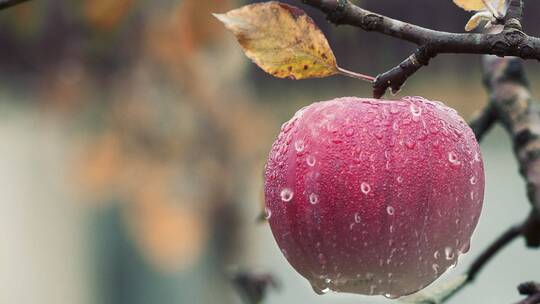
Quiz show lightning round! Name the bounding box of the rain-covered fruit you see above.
[263,96,484,297]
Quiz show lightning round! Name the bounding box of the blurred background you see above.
[0,0,539,303]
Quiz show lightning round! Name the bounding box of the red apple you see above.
[263,96,484,297]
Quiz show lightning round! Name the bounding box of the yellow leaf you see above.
[453,0,487,11]
[453,0,506,13]
[213,2,338,80]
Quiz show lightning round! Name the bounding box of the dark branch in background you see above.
[300,0,539,97]
[466,223,522,283]
[516,293,540,304]
[517,282,540,304]
[440,54,540,304]
[505,0,524,30]
[230,271,280,304]
[0,0,30,10]
[470,103,497,142]
[440,220,524,303]
[482,54,540,231]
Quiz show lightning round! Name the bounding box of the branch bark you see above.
[517,282,540,304]
[300,0,536,97]
[483,55,540,218]
[505,0,524,30]
[516,282,540,304]
[230,271,280,304]
[466,223,523,283]
[432,55,540,304]
[516,293,540,304]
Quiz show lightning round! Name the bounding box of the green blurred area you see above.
[0,0,539,304]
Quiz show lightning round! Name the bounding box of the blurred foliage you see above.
[70,0,275,275]
[0,0,275,287]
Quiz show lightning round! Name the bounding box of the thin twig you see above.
[230,271,280,304]
[518,281,540,295]
[517,282,540,304]
[300,0,533,97]
[428,52,540,303]
[469,103,497,142]
[521,210,540,247]
[409,220,532,304]
[437,224,522,303]
[373,47,436,98]
[516,292,540,304]
[466,224,523,282]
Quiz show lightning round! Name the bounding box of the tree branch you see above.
[436,222,521,303]
[516,293,540,304]
[521,209,540,247]
[483,55,540,218]
[301,0,539,97]
[505,0,524,30]
[466,223,523,283]
[469,102,497,142]
[517,281,540,304]
[230,270,280,304]
[373,47,436,98]
[518,282,540,295]
[431,53,540,303]
[0,0,30,10]
[517,284,540,304]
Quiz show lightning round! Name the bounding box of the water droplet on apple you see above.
[384,293,400,299]
[432,263,440,275]
[361,182,371,194]
[264,207,272,219]
[410,104,422,116]
[311,284,330,295]
[405,139,416,149]
[474,152,481,162]
[444,246,455,260]
[306,155,316,167]
[280,188,294,202]
[295,140,305,152]
[354,212,361,223]
[309,193,318,205]
[448,151,461,165]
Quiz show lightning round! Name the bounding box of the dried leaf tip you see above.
[453,0,506,17]
[214,2,373,83]
[213,2,339,80]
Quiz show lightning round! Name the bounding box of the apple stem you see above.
[337,67,376,83]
